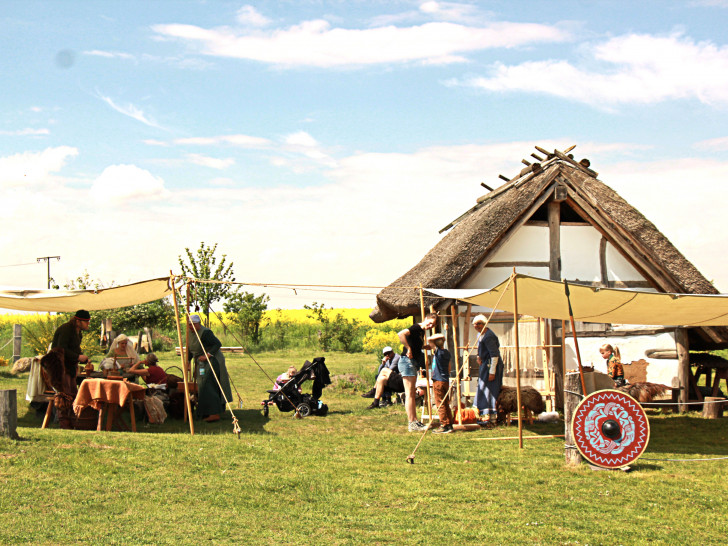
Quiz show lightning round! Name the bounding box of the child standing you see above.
[428,333,454,434]
[600,344,625,387]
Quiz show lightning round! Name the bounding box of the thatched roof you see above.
[370,146,727,348]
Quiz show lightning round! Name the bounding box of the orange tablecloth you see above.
[73,378,146,415]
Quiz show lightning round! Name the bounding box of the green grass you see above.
[1,350,727,544]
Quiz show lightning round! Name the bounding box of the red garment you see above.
[145,365,167,385]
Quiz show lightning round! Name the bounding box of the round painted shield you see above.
[571,389,650,469]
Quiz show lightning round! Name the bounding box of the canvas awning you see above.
[0,277,174,312]
[428,274,728,327]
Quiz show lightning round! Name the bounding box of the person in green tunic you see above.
[187,314,233,422]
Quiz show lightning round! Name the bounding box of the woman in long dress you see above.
[187,315,233,422]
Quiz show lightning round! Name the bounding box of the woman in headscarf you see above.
[187,315,233,423]
[101,334,140,371]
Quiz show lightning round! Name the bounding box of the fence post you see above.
[12,325,22,363]
[0,389,19,439]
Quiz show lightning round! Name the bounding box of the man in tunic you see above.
[51,309,91,368]
[187,314,233,422]
[473,314,504,420]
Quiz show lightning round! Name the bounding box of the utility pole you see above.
[37,256,60,289]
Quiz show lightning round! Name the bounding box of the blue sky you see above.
[2,1,728,308]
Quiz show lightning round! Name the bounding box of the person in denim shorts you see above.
[398,313,437,431]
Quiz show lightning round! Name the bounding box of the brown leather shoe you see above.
[203,414,220,422]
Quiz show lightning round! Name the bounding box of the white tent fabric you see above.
[427,274,728,327]
[0,277,173,312]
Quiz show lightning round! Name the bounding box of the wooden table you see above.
[73,378,146,432]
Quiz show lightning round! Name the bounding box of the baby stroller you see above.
[262,357,331,418]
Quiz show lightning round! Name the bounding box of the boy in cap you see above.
[428,333,454,434]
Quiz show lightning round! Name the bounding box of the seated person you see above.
[366,347,403,409]
[273,366,300,392]
[100,334,140,372]
[128,353,167,385]
[362,346,400,399]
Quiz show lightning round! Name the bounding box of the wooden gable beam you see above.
[458,173,561,287]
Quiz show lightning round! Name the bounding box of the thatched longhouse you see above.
[370,146,728,406]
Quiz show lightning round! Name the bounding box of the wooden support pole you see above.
[451,304,463,425]
[676,327,690,413]
[703,397,725,419]
[418,285,433,422]
[564,373,583,466]
[0,390,19,440]
[512,272,523,449]
[171,274,194,435]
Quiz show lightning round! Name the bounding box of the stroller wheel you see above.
[262,404,269,418]
[296,403,312,417]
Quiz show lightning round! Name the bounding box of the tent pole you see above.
[563,280,587,395]
[512,271,523,449]
[451,304,463,425]
[418,285,433,423]
[171,273,194,435]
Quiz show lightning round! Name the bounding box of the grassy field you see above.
[1,349,727,544]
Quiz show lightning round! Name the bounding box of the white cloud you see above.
[151,19,569,68]
[0,146,78,188]
[97,93,164,129]
[173,134,272,148]
[90,164,168,204]
[186,153,235,169]
[84,50,136,61]
[3,141,728,306]
[236,5,272,27]
[449,32,728,106]
[694,136,728,151]
[419,1,478,22]
[0,128,49,136]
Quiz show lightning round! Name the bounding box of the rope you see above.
[187,314,242,436]
[638,456,728,462]
[208,308,303,419]
[0,338,13,351]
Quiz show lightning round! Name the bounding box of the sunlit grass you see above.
[1,350,727,543]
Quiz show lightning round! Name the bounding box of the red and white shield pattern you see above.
[572,389,650,469]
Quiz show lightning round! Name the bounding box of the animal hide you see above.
[12,356,39,374]
[40,348,77,428]
[617,382,670,403]
[496,386,545,417]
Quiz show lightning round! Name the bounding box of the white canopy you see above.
[428,274,728,327]
[0,277,173,312]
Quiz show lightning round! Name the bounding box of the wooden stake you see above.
[171,274,194,435]
[512,271,523,449]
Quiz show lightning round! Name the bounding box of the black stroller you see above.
[262,357,331,418]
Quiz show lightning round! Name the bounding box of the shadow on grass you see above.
[642,414,728,456]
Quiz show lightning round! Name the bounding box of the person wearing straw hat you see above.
[365,346,401,409]
[472,314,503,421]
[427,333,454,434]
[188,314,233,423]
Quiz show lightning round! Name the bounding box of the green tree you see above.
[178,242,235,326]
[223,290,270,345]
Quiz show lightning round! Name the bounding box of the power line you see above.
[0,261,39,268]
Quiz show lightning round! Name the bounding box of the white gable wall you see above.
[461,224,648,290]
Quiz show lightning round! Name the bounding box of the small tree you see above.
[178,242,235,326]
[223,290,270,345]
